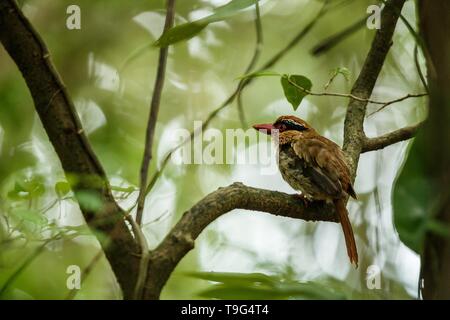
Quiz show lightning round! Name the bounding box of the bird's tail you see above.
[334,198,358,268]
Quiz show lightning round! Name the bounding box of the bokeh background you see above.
[0,0,427,299]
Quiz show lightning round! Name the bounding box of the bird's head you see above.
[253,115,315,143]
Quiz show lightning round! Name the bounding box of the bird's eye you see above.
[281,120,307,131]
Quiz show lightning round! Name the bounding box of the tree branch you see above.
[136,0,176,226]
[362,122,422,152]
[237,1,263,128]
[343,0,406,177]
[142,182,337,299]
[286,76,426,113]
[0,0,140,299]
[133,0,175,300]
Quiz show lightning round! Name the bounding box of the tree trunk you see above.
[418,0,450,300]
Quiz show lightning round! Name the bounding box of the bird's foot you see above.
[293,193,311,207]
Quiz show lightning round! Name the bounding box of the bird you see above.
[253,115,358,267]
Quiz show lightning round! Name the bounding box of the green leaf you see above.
[75,191,103,212]
[281,74,312,110]
[155,22,208,48]
[7,190,27,200]
[8,176,46,200]
[155,0,259,47]
[55,181,71,198]
[324,67,350,89]
[393,132,436,253]
[332,67,350,81]
[206,0,259,23]
[187,271,277,286]
[198,285,281,300]
[188,271,349,300]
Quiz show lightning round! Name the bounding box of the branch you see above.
[367,93,427,116]
[133,0,175,300]
[343,0,407,177]
[142,183,337,299]
[0,0,140,299]
[311,15,367,56]
[136,0,176,226]
[237,1,263,128]
[287,76,426,112]
[362,122,422,152]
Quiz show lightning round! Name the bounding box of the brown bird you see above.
[253,115,358,267]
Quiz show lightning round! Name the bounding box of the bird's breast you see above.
[278,144,331,200]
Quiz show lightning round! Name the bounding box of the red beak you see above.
[252,123,274,134]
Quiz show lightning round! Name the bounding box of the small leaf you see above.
[154,22,208,48]
[187,271,277,286]
[333,67,350,81]
[324,67,350,89]
[7,190,28,200]
[155,0,259,47]
[14,180,26,193]
[55,181,71,198]
[9,176,46,200]
[281,74,312,110]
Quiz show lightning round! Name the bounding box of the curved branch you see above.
[362,122,422,152]
[143,182,337,299]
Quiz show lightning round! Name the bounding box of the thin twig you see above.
[133,0,176,301]
[135,0,176,226]
[311,15,367,56]
[343,0,407,177]
[286,76,427,113]
[127,212,150,300]
[414,45,429,93]
[362,122,422,152]
[367,93,427,116]
[237,1,263,128]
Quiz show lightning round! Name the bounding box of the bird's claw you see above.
[293,193,310,207]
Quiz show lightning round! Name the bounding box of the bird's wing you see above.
[291,136,352,198]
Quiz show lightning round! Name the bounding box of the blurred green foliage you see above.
[0,0,427,299]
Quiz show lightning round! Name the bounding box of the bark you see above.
[418,0,450,300]
[0,0,140,299]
